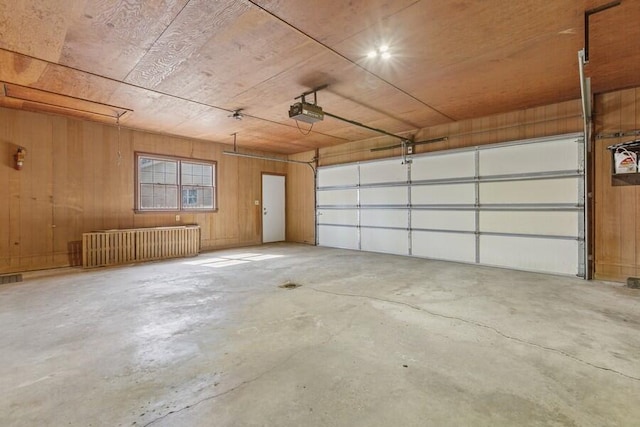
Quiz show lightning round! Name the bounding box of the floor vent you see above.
[0,274,23,284]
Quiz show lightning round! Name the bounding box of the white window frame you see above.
[136,153,217,212]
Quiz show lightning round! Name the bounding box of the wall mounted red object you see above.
[14,148,25,170]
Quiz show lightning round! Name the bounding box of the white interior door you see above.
[262,174,285,243]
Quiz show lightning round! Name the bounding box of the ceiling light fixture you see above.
[366,44,392,60]
[229,109,244,120]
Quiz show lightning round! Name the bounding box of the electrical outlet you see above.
[175,215,180,221]
[254,200,260,205]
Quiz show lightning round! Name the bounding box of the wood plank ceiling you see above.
[0,0,638,154]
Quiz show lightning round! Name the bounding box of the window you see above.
[137,154,216,211]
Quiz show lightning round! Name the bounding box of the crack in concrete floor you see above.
[142,303,360,426]
[307,287,640,383]
[139,283,638,426]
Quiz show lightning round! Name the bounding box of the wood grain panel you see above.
[593,88,640,282]
[0,50,48,85]
[0,109,14,270]
[286,151,316,245]
[587,0,640,94]
[0,0,80,62]
[59,0,190,80]
[12,109,54,270]
[124,0,247,89]
[317,99,582,166]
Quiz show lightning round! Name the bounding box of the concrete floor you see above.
[1,244,639,427]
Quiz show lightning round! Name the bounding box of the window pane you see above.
[166,162,177,175]
[153,185,166,207]
[138,157,178,185]
[203,165,213,185]
[139,183,178,210]
[182,186,214,209]
[166,186,178,208]
[140,170,153,183]
[203,187,214,206]
[139,184,154,209]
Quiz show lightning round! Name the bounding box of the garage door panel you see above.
[480,211,579,236]
[479,178,579,204]
[317,189,358,206]
[361,228,408,255]
[360,186,408,205]
[412,210,475,231]
[479,137,580,176]
[318,225,358,250]
[480,235,578,276]
[412,151,475,181]
[317,165,358,187]
[317,209,358,226]
[316,133,584,278]
[361,209,408,228]
[412,231,476,263]
[412,183,475,205]
[360,159,407,184]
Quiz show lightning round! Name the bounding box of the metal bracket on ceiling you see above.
[371,136,448,153]
[231,132,238,152]
[597,129,640,139]
[295,85,328,106]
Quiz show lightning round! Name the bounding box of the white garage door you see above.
[317,133,586,277]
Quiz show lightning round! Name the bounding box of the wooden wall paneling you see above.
[593,92,615,279]
[81,121,101,233]
[617,89,637,278]
[593,89,639,281]
[237,155,254,245]
[6,110,22,272]
[316,99,582,167]
[0,106,304,273]
[116,127,134,230]
[102,123,119,231]
[217,154,241,246]
[17,110,54,270]
[52,117,74,267]
[286,151,315,245]
[0,109,15,271]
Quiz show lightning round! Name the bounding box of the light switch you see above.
[175,215,180,221]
